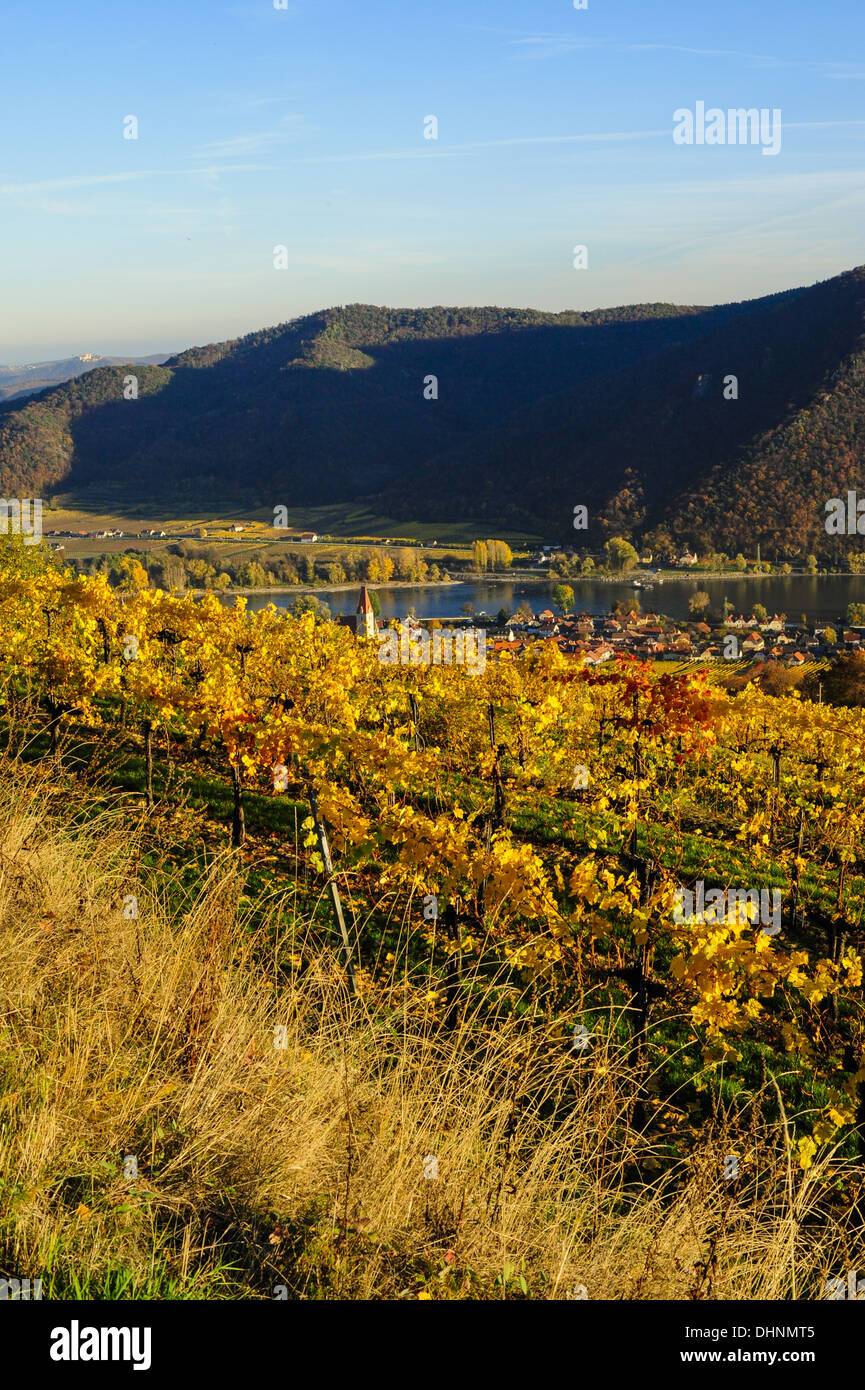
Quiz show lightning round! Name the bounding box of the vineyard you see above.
[2,537,865,1299]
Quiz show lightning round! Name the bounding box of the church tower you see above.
[356,585,376,640]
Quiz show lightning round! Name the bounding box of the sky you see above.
[1,0,863,361]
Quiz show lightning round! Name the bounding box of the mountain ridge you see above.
[1,269,863,556]
[0,353,169,403]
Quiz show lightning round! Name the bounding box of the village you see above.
[482,606,849,666]
[351,591,863,668]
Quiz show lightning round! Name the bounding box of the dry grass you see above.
[0,766,861,1299]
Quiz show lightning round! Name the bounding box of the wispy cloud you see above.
[625,43,787,66]
[0,166,273,196]
[281,118,865,168]
[223,1,301,19]
[506,33,865,81]
[193,116,306,159]
[290,129,668,165]
[508,34,788,65]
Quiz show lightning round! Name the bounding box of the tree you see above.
[806,555,818,574]
[118,556,149,592]
[825,626,838,646]
[365,549,394,584]
[846,602,865,626]
[187,558,215,587]
[808,651,865,705]
[473,540,489,572]
[393,548,415,581]
[580,555,595,575]
[689,591,710,618]
[734,553,747,572]
[552,584,574,614]
[753,603,768,625]
[240,561,268,588]
[155,555,187,591]
[290,595,331,623]
[488,540,513,570]
[603,537,639,572]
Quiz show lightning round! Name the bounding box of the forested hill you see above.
[1,269,864,555]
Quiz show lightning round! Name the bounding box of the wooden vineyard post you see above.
[96,617,111,665]
[308,784,356,995]
[767,741,785,840]
[142,718,154,807]
[488,702,506,829]
[632,937,650,1129]
[230,761,245,848]
[629,736,641,859]
[410,693,420,752]
[625,851,652,1130]
[442,903,462,1031]
[493,762,506,830]
[790,808,805,929]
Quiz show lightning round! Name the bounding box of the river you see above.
[225,573,865,625]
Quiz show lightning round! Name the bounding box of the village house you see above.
[583,644,613,665]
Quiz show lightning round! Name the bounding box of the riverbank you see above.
[214,577,464,599]
[215,573,864,626]
[211,569,855,600]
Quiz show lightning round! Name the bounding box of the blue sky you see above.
[1,0,863,360]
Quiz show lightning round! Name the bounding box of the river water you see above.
[228,574,865,625]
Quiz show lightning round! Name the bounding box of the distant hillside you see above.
[1,272,864,555]
[0,354,169,403]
